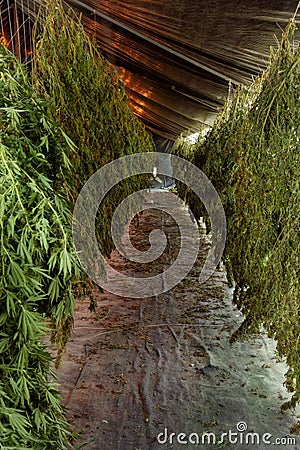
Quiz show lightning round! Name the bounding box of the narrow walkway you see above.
[56,195,299,450]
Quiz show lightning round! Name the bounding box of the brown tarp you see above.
[55,202,300,449]
[5,0,300,137]
[65,0,300,138]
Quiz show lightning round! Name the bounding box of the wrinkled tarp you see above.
[8,0,300,138]
[65,0,300,139]
[54,200,300,449]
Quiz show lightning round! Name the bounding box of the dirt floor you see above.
[54,196,300,450]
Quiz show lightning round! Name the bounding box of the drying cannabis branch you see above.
[32,0,154,259]
[175,22,300,406]
[0,42,81,448]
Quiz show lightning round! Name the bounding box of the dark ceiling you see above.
[9,0,300,139]
[66,0,300,139]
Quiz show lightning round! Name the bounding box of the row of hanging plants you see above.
[0,1,153,448]
[0,42,80,449]
[32,0,154,260]
[175,22,300,406]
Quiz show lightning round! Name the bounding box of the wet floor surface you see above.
[55,195,299,450]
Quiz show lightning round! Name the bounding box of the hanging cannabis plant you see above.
[175,22,300,406]
[0,42,80,448]
[32,0,154,259]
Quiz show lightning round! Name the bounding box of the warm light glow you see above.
[132,104,144,115]
[118,67,151,99]
[117,67,152,118]
[0,34,10,48]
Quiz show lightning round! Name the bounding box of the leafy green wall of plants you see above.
[0,43,81,449]
[32,0,154,259]
[0,1,154,447]
[175,23,300,405]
